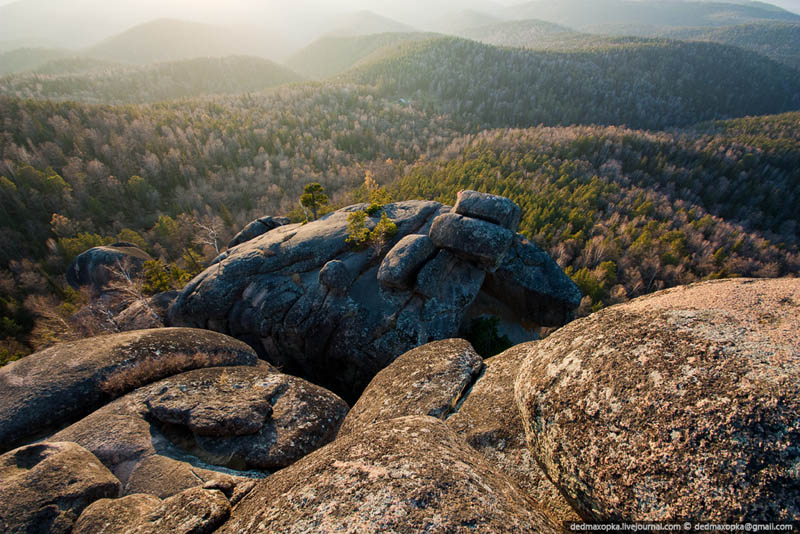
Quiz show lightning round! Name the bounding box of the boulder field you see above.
[0,192,798,531]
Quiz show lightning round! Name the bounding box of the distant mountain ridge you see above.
[0,55,304,103]
[505,0,800,29]
[85,18,294,63]
[286,32,437,79]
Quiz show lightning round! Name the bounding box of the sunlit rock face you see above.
[168,192,581,399]
[515,278,800,522]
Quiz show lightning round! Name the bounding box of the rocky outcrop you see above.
[52,365,348,497]
[338,339,483,436]
[228,216,291,249]
[453,189,521,231]
[169,194,580,397]
[0,328,258,453]
[515,278,800,521]
[447,343,581,524]
[66,242,153,290]
[0,442,121,534]
[218,416,558,534]
[73,487,230,534]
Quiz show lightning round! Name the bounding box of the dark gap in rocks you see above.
[444,363,486,421]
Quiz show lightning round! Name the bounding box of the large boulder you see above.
[446,343,581,524]
[228,216,290,249]
[66,242,153,290]
[484,235,583,326]
[453,190,522,231]
[169,198,579,398]
[338,339,483,436]
[218,416,558,534]
[429,212,514,271]
[52,365,348,497]
[73,487,230,534]
[515,278,800,521]
[0,442,121,534]
[0,328,258,453]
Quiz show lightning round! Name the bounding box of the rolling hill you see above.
[426,9,506,34]
[320,10,417,38]
[663,21,800,70]
[505,0,800,30]
[286,32,437,80]
[455,19,581,48]
[0,47,69,76]
[0,56,305,104]
[344,37,800,130]
[85,18,294,64]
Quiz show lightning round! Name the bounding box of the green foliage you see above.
[346,211,398,249]
[56,233,114,262]
[142,259,195,295]
[300,182,329,221]
[463,316,513,358]
[345,211,371,248]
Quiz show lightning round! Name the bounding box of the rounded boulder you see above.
[515,278,800,521]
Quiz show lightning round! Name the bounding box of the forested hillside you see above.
[0,56,305,104]
[0,48,70,76]
[286,33,436,80]
[392,116,800,312]
[663,22,800,70]
[1,4,799,367]
[345,37,800,129]
[506,0,800,30]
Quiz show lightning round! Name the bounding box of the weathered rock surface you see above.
[52,365,347,497]
[218,416,558,534]
[485,235,583,326]
[74,487,230,534]
[338,339,483,436]
[377,234,436,290]
[515,278,800,521]
[0,442,121,534]
[228,216,291,249]
[429,212,514,271]
[169,198,579,398]
[66,242,153,290]
[446,343,581,524]
[454,189,522,231]
[0,328,258,453]
[73,494,160,534]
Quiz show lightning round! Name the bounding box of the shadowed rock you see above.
[0,442,121,534]
[228,216,290,249]
[66,242,153,290]
[0,328,258,453]
[52,365,347,498]
[377,234,436,290]
[515,278,800,521]
[446,342,581,524]
[74,486,230,534]
[217,416,558,534]
[338,339,483,436]
[169,197,579,399]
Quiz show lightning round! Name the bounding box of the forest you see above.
[0,2,799,366]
